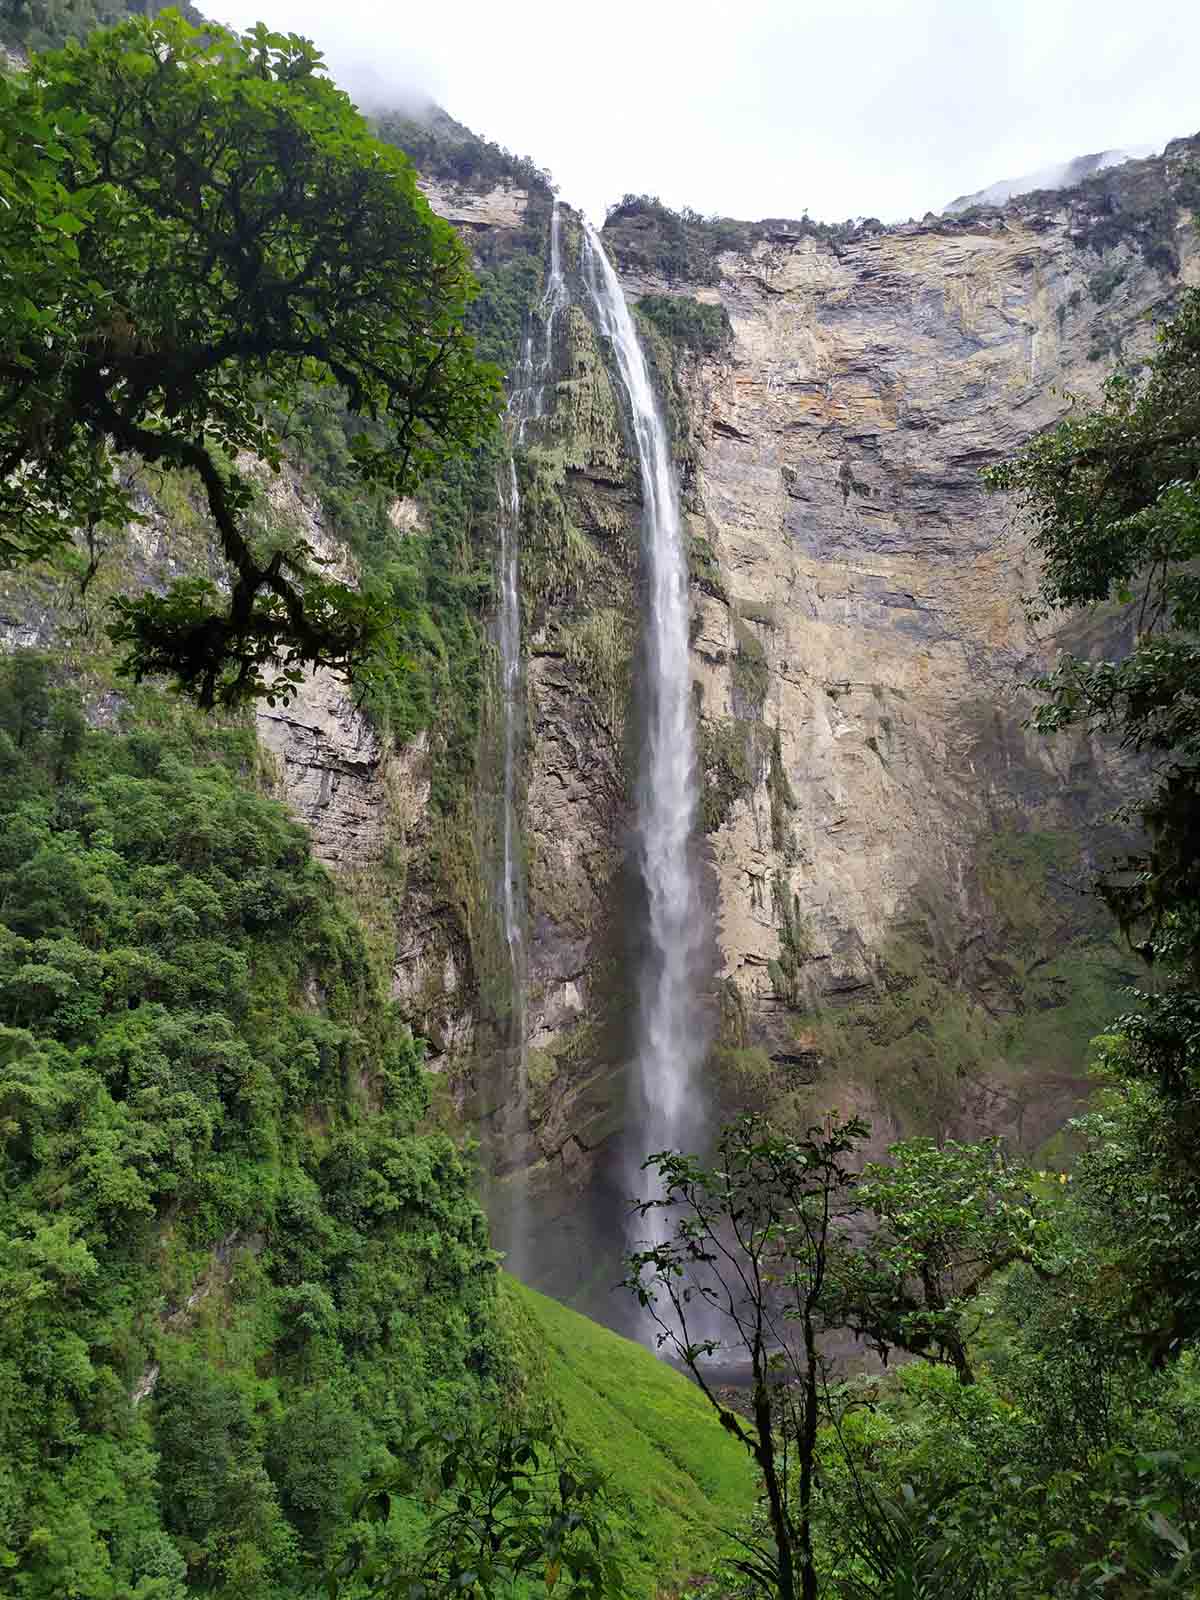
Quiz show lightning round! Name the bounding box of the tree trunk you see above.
[797,1309,820,1600]
[948,1335,975,1386]
[753,1378,796,1600]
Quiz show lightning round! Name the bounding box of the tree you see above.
[984,288,1200,979]
[985,286,1200,1357]
[829,1137,1047,1385]
[0,12,499,707]
[624,1113,868,1600]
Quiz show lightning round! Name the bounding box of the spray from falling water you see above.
[494,203,567,1278]
[580,219,706,1321]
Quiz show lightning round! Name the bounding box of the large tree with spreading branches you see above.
[0,10,499,706]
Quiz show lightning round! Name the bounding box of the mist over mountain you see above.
[944,143,1159,213]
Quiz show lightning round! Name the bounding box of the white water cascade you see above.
[494,204,567,1277]
[580,221,705,1278]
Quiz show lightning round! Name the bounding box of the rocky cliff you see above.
[666,147,1199,1092]
[471,137,1200,1305]
[4,127,1198,1317]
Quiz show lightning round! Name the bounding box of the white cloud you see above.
[208,0,1197,223]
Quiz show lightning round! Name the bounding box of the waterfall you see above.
[495,450,525,1045]
[580,221,705,1281]
[494,203,566,1278]
[532,201,567,422]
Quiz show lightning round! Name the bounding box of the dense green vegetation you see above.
[632,1107,1200,1598]
[603,195,869,284]
[0,653,754,1600]
[603,196,747,285]
[278,392,493,782]
[0,13,498,708]
[333,1410,624,1600]
[374,103,552,198]
[0,0,201,54]
[296,103,559,770]
[636,295,733,358]
[0,656,501,1597]
[4,7,1200,1598]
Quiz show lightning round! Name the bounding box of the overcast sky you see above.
[210,0,1197,223]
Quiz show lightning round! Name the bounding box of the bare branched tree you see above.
[624,1112,868,1600]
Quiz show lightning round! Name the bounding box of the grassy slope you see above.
[501,1277,753,1598]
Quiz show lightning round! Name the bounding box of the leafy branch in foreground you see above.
[986,285,1200,1358]
[326,1419,623,1600]
[0,12,500,707]
[828,1138,1049,1386]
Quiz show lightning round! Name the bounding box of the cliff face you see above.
[681,175,1198,1024]
[4,130,1197,1312]
[476,138,1200,1298]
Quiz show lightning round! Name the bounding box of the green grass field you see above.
[501,1276,754,1597]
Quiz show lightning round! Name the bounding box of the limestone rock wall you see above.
[684,209,1173,1017]
[418,177,530,232]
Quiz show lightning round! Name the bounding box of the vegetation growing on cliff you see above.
[636,294,733,357]
[603,195,866,284]
[772,825,1138,1137]
[0,0,201,53]
[0,655,503,1596]
[268,394,491,762]
[374,103,552,199]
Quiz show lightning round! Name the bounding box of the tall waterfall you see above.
[494,203,566,1278]
[580,221,704,1267]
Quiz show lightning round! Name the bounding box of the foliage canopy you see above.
[0,655,500,1596]
[0,13,500,707]
[331,1418,623,1600]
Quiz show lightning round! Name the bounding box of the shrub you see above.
[636,294,733,357]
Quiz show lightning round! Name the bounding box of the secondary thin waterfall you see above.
[580,221,705,1279]
[494,203,566,1278]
